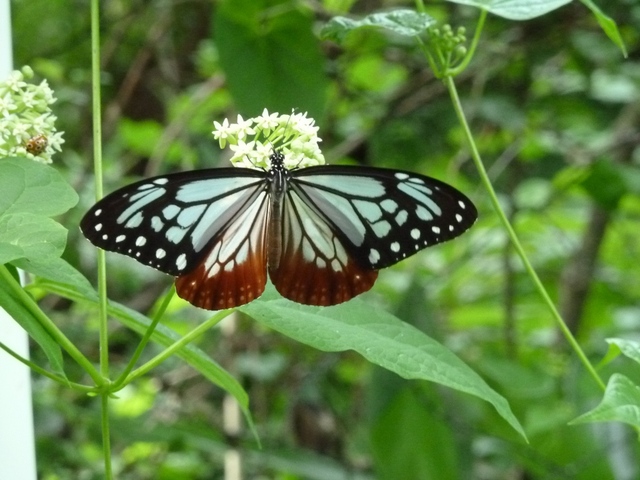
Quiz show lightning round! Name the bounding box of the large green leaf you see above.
[571,374,640,428]
[0,214,67,264]
[0,269,65,376]
[240,296,526,439]
[37,278,253,433]
[215,0,328,120]
[0,157,78,217]
[0,158,78,265]
[605,338,640,365]
[320,10,436,43]
[370,375,462,480]
[446,0,572,20]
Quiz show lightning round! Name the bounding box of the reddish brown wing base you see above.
[175,253,267,310]
[175,257,377,309]
[269,255,378,307]
[174,247,378,309]
[175,209,270,310]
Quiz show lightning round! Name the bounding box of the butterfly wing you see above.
[80,169,271,309]
[268,184,378,305]
[268,165,477,305]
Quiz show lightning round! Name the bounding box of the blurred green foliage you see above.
[8,0,640,478]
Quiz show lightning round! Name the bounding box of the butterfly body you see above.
[81,153,477,309]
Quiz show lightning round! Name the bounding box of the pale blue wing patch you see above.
[290,166,477,270]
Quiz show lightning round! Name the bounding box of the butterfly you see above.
[80,152,477,309]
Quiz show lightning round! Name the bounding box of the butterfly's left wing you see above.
[80,169,271,309]
[268,165,477,305]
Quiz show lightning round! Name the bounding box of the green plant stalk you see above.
[90,0,112,477]
[100,393,112,479]
[449,9,486,77]
[0,340,95,392]
[112,288,175,390]
[119,309,233,387]
[0,265,104,384]
[444,75,606,391]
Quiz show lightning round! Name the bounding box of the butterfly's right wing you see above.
[80,169,271,309]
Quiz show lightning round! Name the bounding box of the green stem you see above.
[444,75,606,391]
[0,340,95,392]
[112,288,175,390]
[91,0,108,382]
[0,265,104,384]
[117,309,233,389]
[101,394,113,479]
[449,9,486,77]
[90,0,112,477]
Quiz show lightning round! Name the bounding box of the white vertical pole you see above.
[0,1,38,479]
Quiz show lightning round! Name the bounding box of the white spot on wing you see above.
[95,224,102,231]
[456,213,463,223]
[156,248,166,259]
[395,172,409,180]
[151,216,164,232]
[369,248,380,264]
[135,236,147,247]
[395,210,408,226]
[166,226,187,244]
[432,226,441,234]
[372,220,391,238]
[416,205,433,221]
[390,242,400,253]
[95,209,102,216]
[125,211,143,228]
[354,199,383,222]
[411,228,420,240]
[176,253,187,270]
[380,199,398,213]
[162,204,180,220]
[458,200,466,209]
[116,235,126,243]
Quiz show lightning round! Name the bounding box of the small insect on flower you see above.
[25,134,48,155]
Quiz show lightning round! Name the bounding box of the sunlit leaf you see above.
[320,10,436,42]
[240,295,526,439]
[571,374,640,428]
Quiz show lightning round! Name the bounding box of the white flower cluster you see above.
[212,109,325,169]
[0,66,64,164]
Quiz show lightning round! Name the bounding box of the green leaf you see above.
[36,279,253,432]
[446,0,572,20]
[320,9,436,43]
[0,274,65,376]
[579,159,627,210]
[240,297,526,439]
[605,338,640,365]
[0,158,79,265]
[215,0,328,120]
[17,256,98,300]
[0,213,67,264]
[370,378,461,480]
[0,157,78,217]
[118,119,164,157]
[579,0,627,56]
[571,374,640,428]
